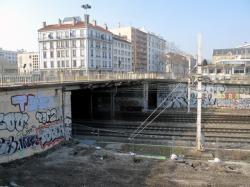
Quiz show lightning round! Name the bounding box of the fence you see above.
[0,71,172,87]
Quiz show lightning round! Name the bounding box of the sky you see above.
[0,0,250,59]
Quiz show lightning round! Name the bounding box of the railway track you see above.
[72,111,250,146]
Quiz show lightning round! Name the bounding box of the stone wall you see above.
[0,87,71,163]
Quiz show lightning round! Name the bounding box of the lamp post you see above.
[81,3,91,77]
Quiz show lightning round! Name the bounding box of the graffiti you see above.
[64,116,72,140]
[0,135,39,156]
[0,112,29,132]
[11,94,55,112]
[36,108,58,124]
[11,95,28,112]
[158,83,250,109]
[36,123,65,149]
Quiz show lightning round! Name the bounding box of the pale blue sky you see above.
[0,0,249,59]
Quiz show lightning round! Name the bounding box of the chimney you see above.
[84,14,89,25]
[58,19,62,26]
[43,21,46,28]
[73,17,76,26]
[104,23,108,30]
[92,20,97,26]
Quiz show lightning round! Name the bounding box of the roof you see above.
[113,35,131,44]
[38,21,112,34]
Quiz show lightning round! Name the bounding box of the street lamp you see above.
[81,3,91,77]
[81,3,91,12]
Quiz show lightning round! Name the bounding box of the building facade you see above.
[112,35,132,72]
[111,27,147,72]
[147,32,166,72]
[0,48,18,64]
[203,43,250,77]
[111,27,166,73]
[17,52,39,74]
[165,52,196,79]
[38,15,113,73]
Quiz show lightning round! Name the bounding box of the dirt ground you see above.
[1,140,250,187]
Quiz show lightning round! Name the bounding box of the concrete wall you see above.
[158,83,250,109]
[0,87,71,163]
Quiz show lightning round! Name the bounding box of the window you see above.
[91,49,93,57]
[65,31,69,38]
[90,40,93,47]
[81,60,84,67]
[225,69,230,74]
[61,41,65,48]
[61,50,65,57]
[72,40,76,47]
[66,60,69,67]
[217,69,222,73]
[43,61,47,68]
[43,42,47,50]
[50,42,54,49]
[57,61,60,68]
[209,68,214,74]
[61,60,65,67]
[66,50,69,57]
[73,50,76,57]
[234,68,244,74]
[80,30,84,37]
[57,41,60,48]
[57,51,60,58]
[50,51,54,58]
[81,49,84,57]
[43,51,47,58]
[66,40,69,47]
[80,40,84,48]
[73,60,77,67]
[51,61,54,68]
[70,30,76,37]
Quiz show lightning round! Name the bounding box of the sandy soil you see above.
[1,140,250,187]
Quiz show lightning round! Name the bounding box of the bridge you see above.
[1,71,250,88]
[1,71,250,163]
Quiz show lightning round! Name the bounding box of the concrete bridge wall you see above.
[0,87,71,163]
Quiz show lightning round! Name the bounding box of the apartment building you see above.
[17,52,39,74]
[203,43,250,76]
[0,48,18,64]
[38,15,113,72]
[147,32,166,72]
[112,35,132,72]
[111,27,166,73]
[111,27,148,72]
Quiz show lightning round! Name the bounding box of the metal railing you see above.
[0,71,172,87]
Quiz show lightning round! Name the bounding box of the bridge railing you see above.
[0,71,173,87]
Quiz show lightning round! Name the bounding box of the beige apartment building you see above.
[18,52,39,74]
[111,27,148,72]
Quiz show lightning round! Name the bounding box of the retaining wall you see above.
[0,87,71,163]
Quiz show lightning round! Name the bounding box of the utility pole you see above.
[187,57,191,113]
[196,33,204,151]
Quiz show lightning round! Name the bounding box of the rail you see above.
[0,71,174,87]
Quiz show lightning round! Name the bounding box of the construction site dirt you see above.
[1,140,250,187]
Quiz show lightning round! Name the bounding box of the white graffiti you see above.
[0,112,29,132]
[64,117,72,140]
[36,108,58,124]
